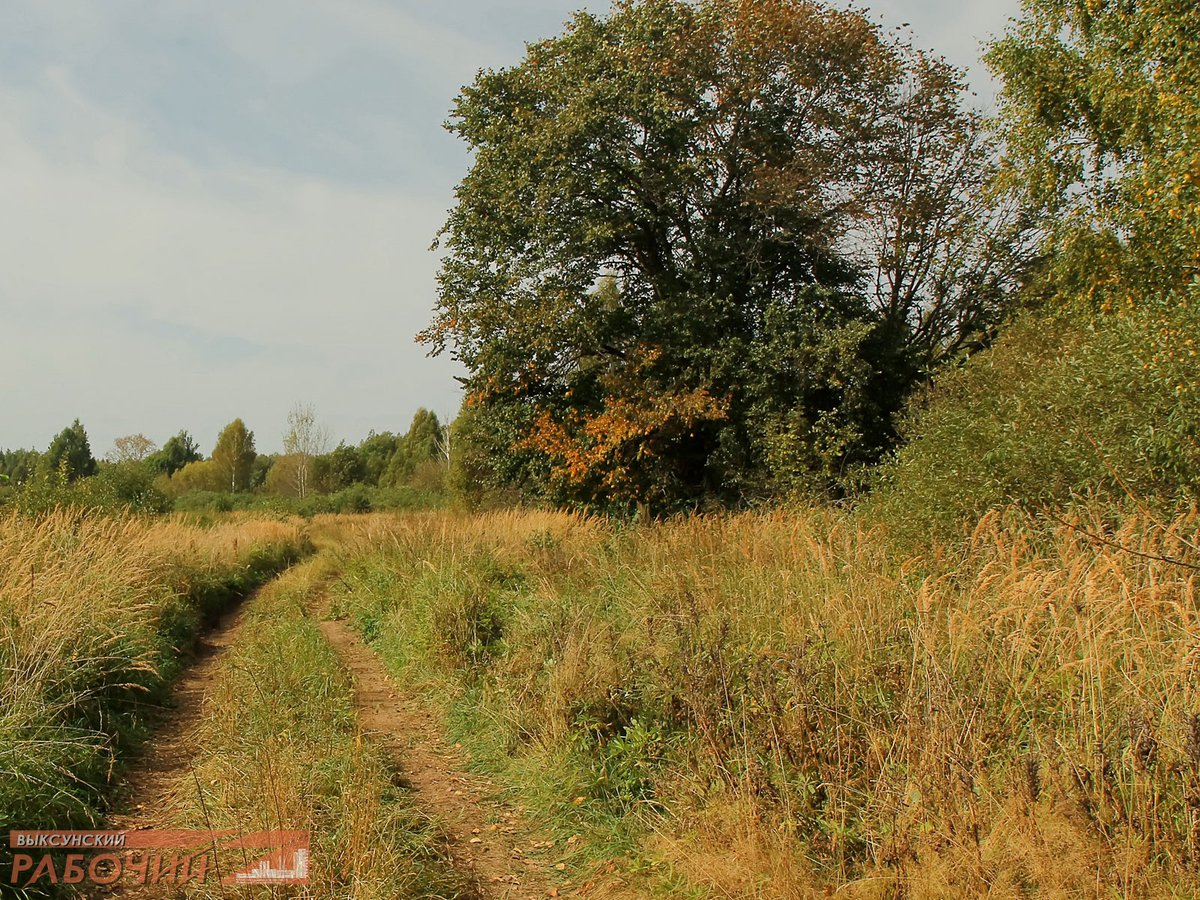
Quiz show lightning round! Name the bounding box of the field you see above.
[4,504,1198,898]
[329,506,1200,897]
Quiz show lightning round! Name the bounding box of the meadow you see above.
[329,505,1200,897]
[4,499,1199,897]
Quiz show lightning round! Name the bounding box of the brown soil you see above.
[318,616,582,899]
[99,601,250,897]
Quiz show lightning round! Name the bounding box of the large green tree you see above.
[0,449,41,485]
[384,409,444,486]
[425,0,1025,508]
[358,432,401,486]
[211,419,256,493]
[323,443,368,491]
[147,430,202,476]
[41,419,98,482]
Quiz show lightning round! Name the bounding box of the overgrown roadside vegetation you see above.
[870,299,1200,545]
[331,507,1200,897]
[0,510,308,842]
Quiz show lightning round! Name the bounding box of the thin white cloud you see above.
[0,68,462,452]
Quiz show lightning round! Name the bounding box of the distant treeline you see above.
[0,406,452,516]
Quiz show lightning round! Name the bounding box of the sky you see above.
[0,0,1021,456]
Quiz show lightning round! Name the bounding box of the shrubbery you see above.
[169,482,445,517]
[869,295,1200,540]
[3,464,170,517]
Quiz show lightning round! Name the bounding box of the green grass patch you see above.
[330,541,677,892]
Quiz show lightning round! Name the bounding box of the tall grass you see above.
[333,506,1200,896]
[0,509,308,836]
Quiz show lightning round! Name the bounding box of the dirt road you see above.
[318,617,567,899]
[100,599,250,897]
[97,573,606,898]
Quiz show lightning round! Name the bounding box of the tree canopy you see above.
[986,0,1200,306]
[107,434,158,464]
[384,409,443,486]
[211,419,256,493]
[425,0,1028,509]
[41,419,98,482]
[0,449,41,485]
[282,403,331,499]
[148,431,202,477]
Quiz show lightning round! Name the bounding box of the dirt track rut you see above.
[97,574,597,898]
[100,599,250,897]
[317,616,566,899]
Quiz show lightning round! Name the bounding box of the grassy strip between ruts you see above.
[0,509,309,849]
[172,555,469,899]
[327,511,677,897]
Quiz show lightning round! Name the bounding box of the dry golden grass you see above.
[0,509,307,831]
[333,504,1200,897]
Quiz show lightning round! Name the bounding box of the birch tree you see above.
[211,419,256,493]
[282,403,331,499]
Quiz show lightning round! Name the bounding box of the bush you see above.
[2,464,170,516]
[92,461,171,513]
[868,297,1200,541]
[168,484,445,518]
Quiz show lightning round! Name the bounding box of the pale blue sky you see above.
[0,0,1019,455]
